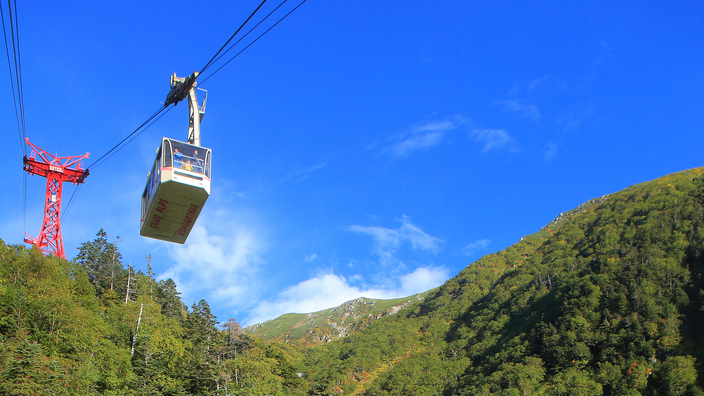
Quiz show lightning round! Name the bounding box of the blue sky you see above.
[1,1,702,326]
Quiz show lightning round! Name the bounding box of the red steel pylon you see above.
[23,138,89,259]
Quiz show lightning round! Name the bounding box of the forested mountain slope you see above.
[299,168,704,395]
[0,233,306,395]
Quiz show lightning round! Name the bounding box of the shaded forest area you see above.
[3,168,704,395]
[0,231,305,395]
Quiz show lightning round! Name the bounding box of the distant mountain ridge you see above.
[246,292,431,345]
[246,193,612,347]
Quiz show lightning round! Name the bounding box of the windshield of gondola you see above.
[163,138,211,178]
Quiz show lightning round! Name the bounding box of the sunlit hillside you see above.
[2,168,704,395]
[246,293,431,345]
[292,168,704,395]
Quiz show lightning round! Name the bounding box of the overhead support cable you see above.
[86,0,306,171]
[199,0,268,76]
[90,1,273,165]
[1,0,28,235]
[86,105,171,171]
[1,0,25,156]
[8,0,25,144]
[23,0,308,232]
[199,0,308,86]
[69,106,172,219]
[204,0,290,78]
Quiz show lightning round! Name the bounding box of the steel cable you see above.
[199,0,268,76]
[199,0,307,86]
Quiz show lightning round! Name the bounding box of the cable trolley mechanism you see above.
[140,72,212,244]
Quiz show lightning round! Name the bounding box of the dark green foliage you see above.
[292,168,704,395]
[0,240,132,393]
[1,339,48,395]
[157,278,186,319]
[4,167,704,394]
[75,229,126,300]
[0,237,299,395]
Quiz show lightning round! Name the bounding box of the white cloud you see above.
[291,161,328,182]
[470,129,516,153]
[398,218,442,253]
[246,274,362,324]
[245,266,449,325]
[459,238,491,256]
[388,116,470,158]
[498,99,540,121]
[503,76,596,134]
[349,215,443,266]
[397,266,448,295]
[213,285,247,301]
[507,76,549,96]
[392,131,444,158]
[160,220,265,307]
[241,216,449,325]
[304,253,318,263]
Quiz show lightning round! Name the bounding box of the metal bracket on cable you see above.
[163,71,199,107]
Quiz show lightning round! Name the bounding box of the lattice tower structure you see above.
[23,138,89,259]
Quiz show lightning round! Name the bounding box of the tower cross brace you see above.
[23,138,89,259]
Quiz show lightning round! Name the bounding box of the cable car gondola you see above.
[140,72,211,244]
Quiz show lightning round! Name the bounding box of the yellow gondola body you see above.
[140,138,211,244]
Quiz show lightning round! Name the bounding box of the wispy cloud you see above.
[470,129,517,153]
[544,142,558,161]
[504,75,598,134]
[507,76,550,96]
[392,130,444,158]
[386,115,470,158]
[459,238,491,256]
[555,101,594,132]
[304,253,318,263]
[498,99,540,122]
[349,215,443,266]
[245,266,449,325]
[291,161,329,182]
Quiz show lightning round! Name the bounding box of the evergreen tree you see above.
[183,300,220,394]
[157,278,186,319]
[75,229,125,299]
[0,339,47,395]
